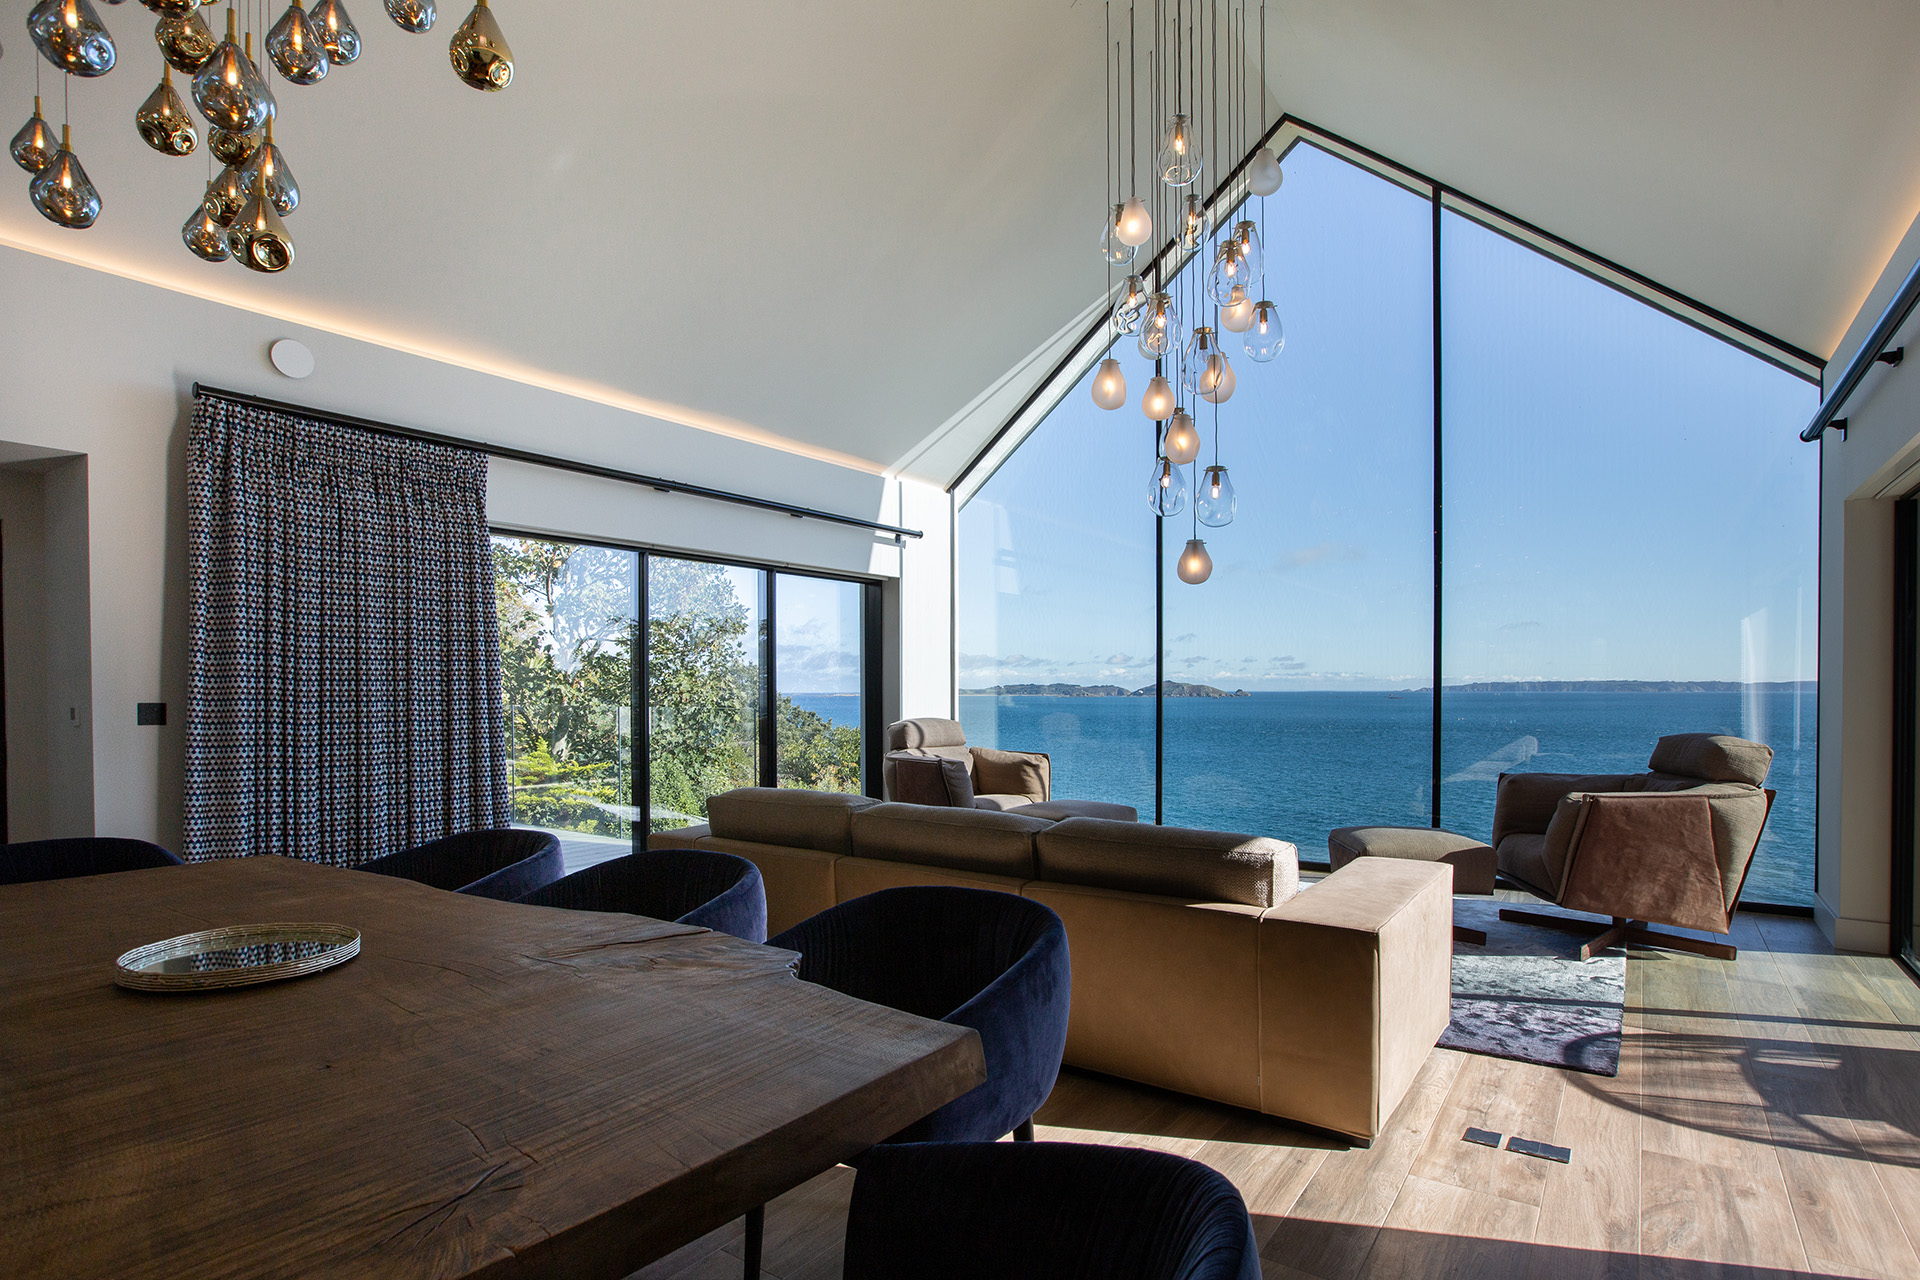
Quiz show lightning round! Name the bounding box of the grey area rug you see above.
[1437,897,1626,1076]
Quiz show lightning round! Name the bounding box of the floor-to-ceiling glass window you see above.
[493,537,640,862]
[1439,209,1819,905]
[1159,144,1433,852]
[956,365,1158,818]
[647,557,764,833]
[774,572,867,793]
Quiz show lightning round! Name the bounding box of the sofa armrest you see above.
[647,824,711,849]
[970,747,1052,803]
[1257,859,1452,1142]
[1491,772,1636,846]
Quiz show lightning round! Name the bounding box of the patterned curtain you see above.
[185,392,510,865]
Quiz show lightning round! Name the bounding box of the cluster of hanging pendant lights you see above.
[9,0,514,272]
[1091,0,1284,585]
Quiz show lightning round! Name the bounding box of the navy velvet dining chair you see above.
[0,837,183,886]
[357,828,563,902]
[516,849,767,943]
[843,1142,1261,1280]
[738,886,1071,1278]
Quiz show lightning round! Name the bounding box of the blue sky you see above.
[958,143,1819,692]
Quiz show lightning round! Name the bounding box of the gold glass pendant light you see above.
[448,1,511,90]
[27,0,117,77]
[182,184,233,261]
[208,123,261,166]
[140,0,206,16]
[267,1,329,85]
[206,158,250,224]
[231,169,295,271]
[310,0,361,63]
[29,125,102,228]
[10,98,60,172]
[237,120,298,214]
[193,10,275,133]
[136,67,199,156]
[385,0,434,33]
[156,8,218,73]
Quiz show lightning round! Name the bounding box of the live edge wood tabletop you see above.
[0,856,985,1280]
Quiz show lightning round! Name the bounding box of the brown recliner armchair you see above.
[1493,733,1776,961]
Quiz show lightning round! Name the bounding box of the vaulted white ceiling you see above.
[2,1,1916,482]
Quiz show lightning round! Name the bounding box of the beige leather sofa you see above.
[652,788,1454,1144]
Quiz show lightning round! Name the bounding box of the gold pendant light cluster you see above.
[10,0,516,272]
[1091,1,1285,585]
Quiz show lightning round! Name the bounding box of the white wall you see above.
[1815,209,1920,952]
[0,245,957,851]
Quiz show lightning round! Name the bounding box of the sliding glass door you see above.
[493,536,876,862]
[1897,499,1918,974]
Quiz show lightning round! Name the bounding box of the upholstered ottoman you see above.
[1019,799,1140,822]
[1327,826,1495,944]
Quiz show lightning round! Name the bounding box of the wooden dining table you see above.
[0,855,985,1279]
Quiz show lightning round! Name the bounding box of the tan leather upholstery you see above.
[1258,859,1454,1141]
[851,803,1046,878]
[881,717,1053,807]
[706,788,876,854]
[1025,882,1265,1112]
[886,752,976,808]
[1327,826,1496,896]
[1558,793,1727,929]
[1648,733,1773,786]
[837,856,1028,901]
[1036,818,1297,908]
[1019,799,1140,822]
[970,747,1051,804]
[647,824,708,848]
[685,835,840,937]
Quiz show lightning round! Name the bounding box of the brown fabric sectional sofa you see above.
[651,788,1455,1143]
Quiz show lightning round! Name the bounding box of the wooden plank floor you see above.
[633,911,1920,1280]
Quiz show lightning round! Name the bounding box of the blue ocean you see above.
[942,689,1816,909]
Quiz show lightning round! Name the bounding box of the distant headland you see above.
[1415,680,1815,694]
[961,681,1251,698]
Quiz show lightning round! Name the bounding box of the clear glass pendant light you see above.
[1178,192,1210,253]
[1098,203,1138,266]
[1162,409,1200,465]
[1136,291,1179,360]
[385,0,434,32]
[1219,286,1254,333]
[136,67,199,156]
[1155,113,1201,187]
[1198,356,1235,404]
[1206,240,1253,305]
[238,121,298,214]
[28,0,116,77]
[1176,538,1213,584]
[1111,273,1148,334]
[1231,219,1264,278]
[1244,301,1285,362]
[1147,457,1188,517]
[29,125,101,228]
[1181,327,1222,398]
[209,123,262,167]
[1140,374,1175,422]
[1245,147,1282,196]
[1197,466,1236,526]
[1090,357,1127,410]
[182,183,233,261]
[311,0,361,63]
[194,11,275,133]
[1114,196,1151,247]
[268,1,330,84]
[10,98,59,173]
[232,169,296,271]
[156,8,218,73]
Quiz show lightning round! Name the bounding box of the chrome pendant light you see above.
[231,169,295,271]
[155,8,218,73]
[139,0,205,16]
[28,0,117,77]
[182,183,232,261]
[267,1,330,84]
[193,10,274,133]
[29,125,101,227]
[237,120,297,214]
[385,0,433,33]
[206,158,249,223]
[10,97,59,172]
[448,0,511,90]
[208,123,261,166]
[135,66,198,155]
[310,0,360,63]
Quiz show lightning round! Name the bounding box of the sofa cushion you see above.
[1019,799,1140,823]
[1491,773,1636,847]
[705,788,877,855]
[1327,826,1496,896]
[1496,832,1557,899]
[851,803,1046,878]
[888,753,976,808]
[970,747,1051,804]
[1648,733,1773,786]
[1035,818,1297,908]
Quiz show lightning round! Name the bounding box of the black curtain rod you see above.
[192,384,924,541]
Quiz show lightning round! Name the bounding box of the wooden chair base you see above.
[1496,908,1736,962]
